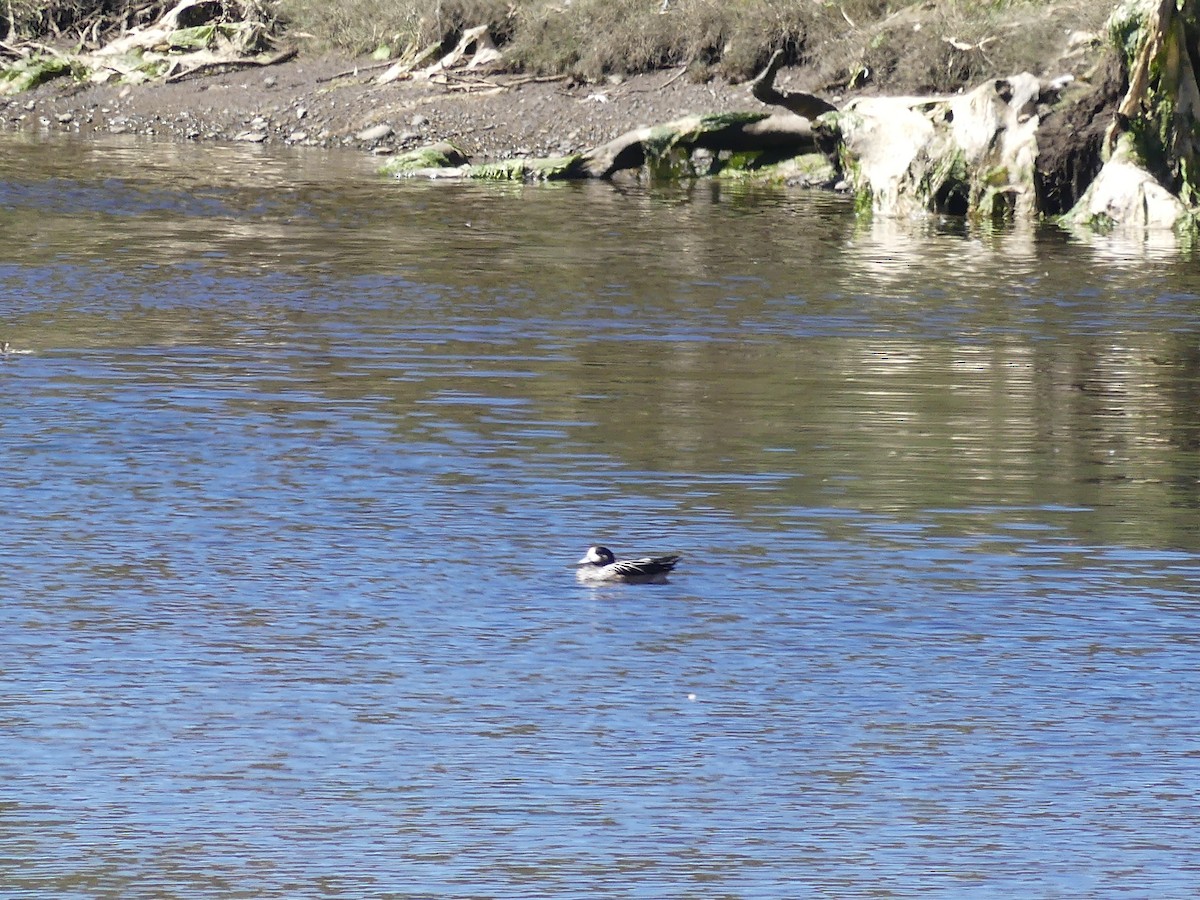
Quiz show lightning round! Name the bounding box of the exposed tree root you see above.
[749,49,837,120]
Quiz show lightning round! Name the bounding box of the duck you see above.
[575,545,682,584]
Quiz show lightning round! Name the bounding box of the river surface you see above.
[2,133,1200,898]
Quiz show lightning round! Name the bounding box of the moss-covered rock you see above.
[0,56,77,95]
[470,155,587,180]
[383,148,589,181]
[712,150,836,187]
[380,142,471,176]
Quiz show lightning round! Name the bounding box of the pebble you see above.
[287,130,307,142]
[234,130,267,142]
[410,113,429,128]
[356,123,393,142]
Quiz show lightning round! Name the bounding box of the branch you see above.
[749,49,837,119]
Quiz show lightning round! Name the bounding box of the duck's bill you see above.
[574,555,591,566]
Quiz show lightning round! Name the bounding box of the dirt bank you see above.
[4,53,796,161]
[0,0,1111,181]
[0,0,1117,174]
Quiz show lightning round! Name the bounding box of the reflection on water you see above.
[2,133,1200,897]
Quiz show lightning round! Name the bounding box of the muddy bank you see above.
[1,3,1105,167]
[3,53,794,161]
[0,0,1116,181]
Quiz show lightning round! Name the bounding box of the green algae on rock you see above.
[383,111,818,184]
[380,142,472,177]
[469,156,589,181]
[0,56,78,95]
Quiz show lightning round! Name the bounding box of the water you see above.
[2,133,1200,897]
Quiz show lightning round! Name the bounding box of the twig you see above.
[0,38,28,58]
[317,58,396,83]
[660,65,688,89]
[24,40,68,58]
[499,73,568,87]
[442,72,502,89]
[616,64,686,94]
[942,36,996,52]
[164,46,297,83]
[440,71,568,93]
[445,82,505,94]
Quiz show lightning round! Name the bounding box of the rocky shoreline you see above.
[6,53,780,162]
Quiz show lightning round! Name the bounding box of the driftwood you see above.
[578,111,816,179]
[163,45,296,83]
[384,111,821,182]
[376,25,502,86]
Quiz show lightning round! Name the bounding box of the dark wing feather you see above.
[611,554,681,577]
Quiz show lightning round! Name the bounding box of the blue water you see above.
[2,135,1200,897]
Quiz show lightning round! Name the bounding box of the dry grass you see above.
[5,1,277,46]
[813,0,1113,94]
[5,1,172,43]
[279,0,1111,91]
[505,0,815,82]
[276,0,515,56]
[275,0,423,55]
[9,1,1114,94]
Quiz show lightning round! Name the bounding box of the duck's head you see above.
[577,545,615,567]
